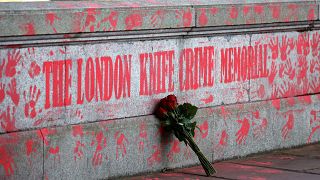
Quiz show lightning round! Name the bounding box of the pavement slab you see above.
[125,143,320,180]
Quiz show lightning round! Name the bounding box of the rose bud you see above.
[166,94,178,111]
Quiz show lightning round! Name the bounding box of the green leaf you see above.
[177,103,198,120]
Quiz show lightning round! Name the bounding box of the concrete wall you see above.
[0,0,319,179]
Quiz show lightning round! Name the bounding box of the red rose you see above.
[166,95,178,110]
[155,107,168,119]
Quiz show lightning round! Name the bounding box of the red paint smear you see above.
[298,96,312,104]
[167,139,180,161]
[271,99,281,110]
[147,145,161,165]
[0,146,15,176]
[28,61,41,79]
[0,83,5,104]
[253,5,264,14]
[286,97,296,106]
[281,113,294,140]
[307,6,315,20]
[308,125,320,143]
[210,7,219,15]
[45,12,61,33]
[182,8,193,27]
[40,128,57,146]
[198,120,209,139]
[201,94,214,104]
[49,146,59,154]
[21,23,35,35]
[125,13,143,30]
[243,6,250,16]
[26,139,36,156]
[198,8,208,26]
[269,5,281,19]
[219,130,228,146]
[256,168,282,174]
[72,125,84,137]
[229,6,238,19]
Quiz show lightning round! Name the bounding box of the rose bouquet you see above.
[155,95,216,176]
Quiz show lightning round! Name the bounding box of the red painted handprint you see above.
[196,120,208,139]
[0,106,16,132]
[308,110,320,143]
[28,61,41,79]
[74,141,85,162]
[98,11,118,31]
[0,83,5,104]
[279,35,290,61]
[175,8,192,27]
[281,112,294,140]
[91,131,107,166]
[5,50,21,77]
[311,32,319,57]
[6,78,19,106]
[0,146,15,176]
[284,58,295,80]
[24,85,41,119]
[115,131,128,159]
[268,61,277,84]
[269,36,279,60]
[151,10,165,27]
[147,145,161,166]
[0,61,5,78]
[167,139,180,161]
[236,117,250,145]
[125,13,143,30]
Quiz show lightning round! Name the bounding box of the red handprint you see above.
[0,60,5,78]
[198,8,208,26]
[269,36,279,60]
[115,131,128,159]
[252,84,265,99]
[297,56,308,85]
[279,63,286,78]
[310,59,318,73]
[281,112,294,140]
[125,13,143,30]
[236,117,250,145]
[0,146,15,176]
[137,122,148,152]
[196,120,208,139]
[297,33,310,56]
[98,11,119,31]
[278,81,295,97]
[23,85,41,119]
[310,77,320,92]
[311,32,319,57]
[5,50,21,77]
[91,131,107,166]
[253,118,268,138]
[307,110,320,143]
[73,141,85,162]
[0,106,16,132]
[279,36,289,61]
[0,83,5,104]
[167,139,180,161]
[6,78,19,106]
[219,130,228,146]
[28,61,41,79]
[175,8,192,27]
[268,61,277,84]
[284,58,295,80]
[151,10,165,27]
[147,145,161,166]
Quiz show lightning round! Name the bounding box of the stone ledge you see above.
[0,0,318,37]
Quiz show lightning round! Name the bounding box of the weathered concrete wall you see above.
[0,0,319,179]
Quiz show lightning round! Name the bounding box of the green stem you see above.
[180,128,216,176]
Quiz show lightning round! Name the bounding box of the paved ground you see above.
[122,143,320,180]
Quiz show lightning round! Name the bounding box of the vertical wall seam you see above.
[39,129,45,180]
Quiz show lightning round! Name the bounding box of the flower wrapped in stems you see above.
[155,95,216,176]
